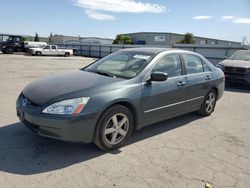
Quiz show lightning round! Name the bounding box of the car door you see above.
[51,45,58,55]
[181,54,213,110]
[13,36,22,51]
[42,45,51,55]
[142,53,188,126]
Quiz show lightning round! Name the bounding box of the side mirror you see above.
[150,71,168,82]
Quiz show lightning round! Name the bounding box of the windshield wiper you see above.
[94,70,116,78]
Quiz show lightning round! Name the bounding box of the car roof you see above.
[119,47,191,55]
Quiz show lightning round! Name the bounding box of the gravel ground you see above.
[0,54,250,188]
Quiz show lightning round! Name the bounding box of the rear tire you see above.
[65,52,70,57]
[198,89,217,116]
[5,47,14,54]
[35,51,42,56]
[94,105,134,151]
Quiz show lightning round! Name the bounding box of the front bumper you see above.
[224,73,250,84]
[16,97,97,143]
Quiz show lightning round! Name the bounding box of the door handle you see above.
[177,81,186,87]
[205,75,211,80]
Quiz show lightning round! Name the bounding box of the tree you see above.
[177,32,195,44]
[22,36,29,41]
[34,33,40,42]
[113,34,132,44]
[48,32,53,44]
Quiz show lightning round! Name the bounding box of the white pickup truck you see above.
[29,45,73,57]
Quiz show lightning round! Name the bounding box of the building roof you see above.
[53,34,114,40]
[0,32,29,37]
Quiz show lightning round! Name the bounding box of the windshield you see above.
[84,51,155,79]
[228,50,250,61]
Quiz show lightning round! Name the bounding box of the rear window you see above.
[182,54,204,74]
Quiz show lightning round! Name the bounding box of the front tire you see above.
[94,105,134,151]
[35,51,42,56]
[198,89,217,116]
[5,47,14,54]
[65,52,70,57]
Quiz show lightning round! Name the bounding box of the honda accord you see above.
[16,48,224,150]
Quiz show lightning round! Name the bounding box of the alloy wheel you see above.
[205,92,216,113]
[104,113,129,145]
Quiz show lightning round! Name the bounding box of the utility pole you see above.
[242,36,249,46]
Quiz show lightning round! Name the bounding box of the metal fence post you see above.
[225,48,229,58]
[99,46,101,58]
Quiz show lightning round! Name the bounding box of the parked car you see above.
[0,35,47,54]
[29,45,73,57]
[217,50,250,85]
[16,48,224,150]
[0,35,24,54]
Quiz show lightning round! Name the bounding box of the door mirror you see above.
[150,71,168,82]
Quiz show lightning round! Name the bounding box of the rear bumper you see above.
[16,101,97,143]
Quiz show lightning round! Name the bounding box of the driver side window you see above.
[152,54,182,78]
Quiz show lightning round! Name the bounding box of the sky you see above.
[0,0,250,42]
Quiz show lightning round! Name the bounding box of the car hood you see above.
[220,59,250,68]
[22,70,121,105]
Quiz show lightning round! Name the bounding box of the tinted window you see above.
[8,36,13,41]
[14,37,21,42]
[51,46,56,50]
[44,46,50,49]
[153,54,182,78]
[183,54,203,74]
[3,36,8,42]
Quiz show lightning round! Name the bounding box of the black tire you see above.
[35,51,42,56]
[65,52,70,57]
[198,89,217,116]
[5,47,14,54]
[94,105,134,151]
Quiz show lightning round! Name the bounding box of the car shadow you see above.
[0,112,202,175]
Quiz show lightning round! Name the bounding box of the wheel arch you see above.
[94,100,139,133]
[212,86,218,100]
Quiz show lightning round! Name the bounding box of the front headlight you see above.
[42,97,90,115]
[216,63,225,71]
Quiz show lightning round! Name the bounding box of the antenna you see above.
[242,36,250,46]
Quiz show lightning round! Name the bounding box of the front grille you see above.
[225,66,247,74]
